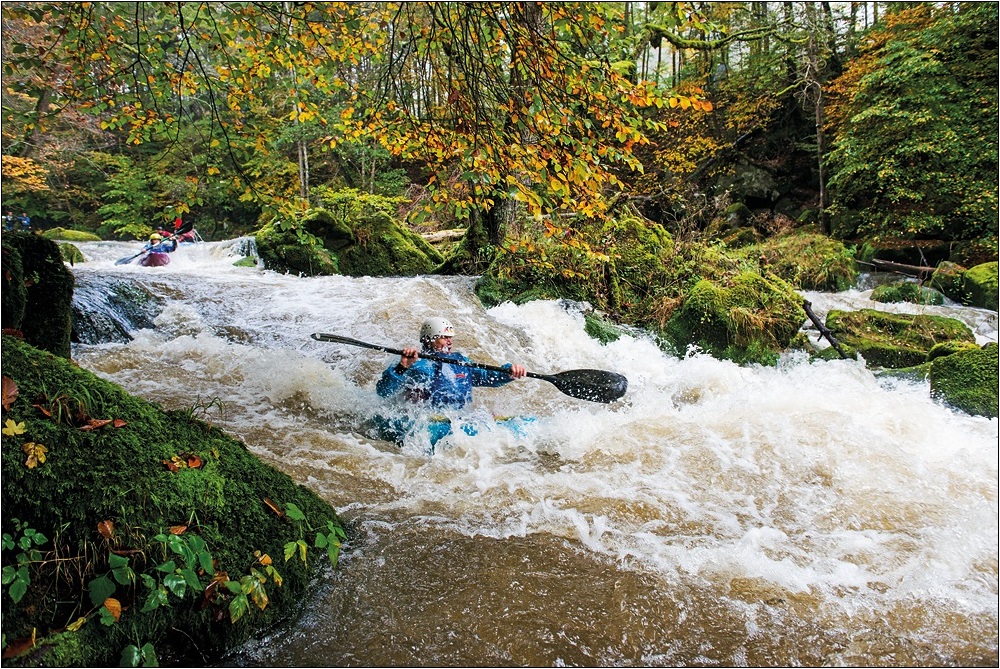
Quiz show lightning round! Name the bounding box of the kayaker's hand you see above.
[507,363,527,379]
[399,346,419,369]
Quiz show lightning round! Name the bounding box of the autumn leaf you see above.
[162,459,180,473]
[169,525,187,535]
[185,454,203,469]
[113,418,127,428]
[103,597,122,622]
[23,442,47,468]
[2,377,18,410]
[98,520,115,540]
[2,419,26,437]
[80,418,112,431]
[263,498,285,518]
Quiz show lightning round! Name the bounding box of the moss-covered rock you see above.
[41,227,102,242]
[254,219,339,277]
[660,272,806,365]
[964,262,998,311]
[1,336,343,666]
[825,308,975,368]
[929,342,999,417]
[1,232,74,358]
[59,242,86,266]
[336,208,443,277]
[737,229,858,291]
[928,261,968,304]
[2,238,28,330]
[870,281,944,305]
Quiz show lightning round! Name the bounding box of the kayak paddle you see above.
[311,332,628,404]
[114,220,194,265]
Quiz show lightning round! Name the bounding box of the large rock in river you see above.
[929,342,999,418]
[825,308,975,368]
[1,336,343,667]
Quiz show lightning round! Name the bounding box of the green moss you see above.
[59,242,87,266]
[928,261,968,303]
[584,312,625,344]
[1,232,74,358]
[825,309,975,368]
[870,281,944,305]
[1,336,342,666]
[2,238,28,329]
[41,227,102,242]
[737,230,858,291]
[254,222,339,277]
[964,261,998,311]
[661,272,806,365]
[929,342,999,417]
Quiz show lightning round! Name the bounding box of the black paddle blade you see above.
[114,252,143,265]
[541,369,628,403]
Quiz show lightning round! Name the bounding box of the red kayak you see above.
[139,252,171,267]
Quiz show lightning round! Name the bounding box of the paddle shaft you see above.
[311,333,548,380]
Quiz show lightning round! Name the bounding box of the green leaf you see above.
[283,541,297,562]
[229,592,249,623]
[285,502,306,522]
[180,568,203,591]
[88,575,116,607]
[155,560,177,573]
[109,553,129,569]
[163,573,187,598]
[120,645,141,667]
[198,550,214,575]
[9,578,27,603]
[139,643,158,667]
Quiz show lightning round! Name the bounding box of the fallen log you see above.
[421,228,467,244]
[861,258,937,279]
[803,299,850,359]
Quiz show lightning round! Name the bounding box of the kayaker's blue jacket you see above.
[376,351,515,409]
[143,239,177,254]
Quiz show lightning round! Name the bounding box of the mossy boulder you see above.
[929,342,999,417]
[254,220,339,277]
[825,308,975,368]
[1,336,342,666]
[660,272,806,365]
[41,227,102,242]
[870,281,944,305]
[59,242,87,266]
[336,208,443,277]
[738,230,858,291]
[929,261,999,311]
[1,232,74,358]
[964,262,998,311]
[477,213,676,324]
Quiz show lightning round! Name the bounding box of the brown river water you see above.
[70,240,998,667]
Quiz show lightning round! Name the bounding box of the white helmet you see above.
[420,317,455,342]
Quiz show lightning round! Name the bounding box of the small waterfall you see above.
[71,274,164,344]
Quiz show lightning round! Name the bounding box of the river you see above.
[69,239,998,667]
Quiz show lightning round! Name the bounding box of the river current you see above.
[69,239,997,667]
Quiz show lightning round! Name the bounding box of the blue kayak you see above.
[369,412,536,454]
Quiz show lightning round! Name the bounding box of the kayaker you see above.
[372,317,526,448]
[143,232,178,255]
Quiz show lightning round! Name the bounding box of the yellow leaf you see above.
[23,442,47,469]
[2,419,26,437]
[66,617,87,632]
[207,167,220,175]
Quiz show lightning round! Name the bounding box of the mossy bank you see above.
[1,336,343,666]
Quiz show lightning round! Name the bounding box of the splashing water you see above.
[70,240,998,666]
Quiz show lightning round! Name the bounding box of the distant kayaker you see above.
[372,317,527,447]
[143,232,178,255]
